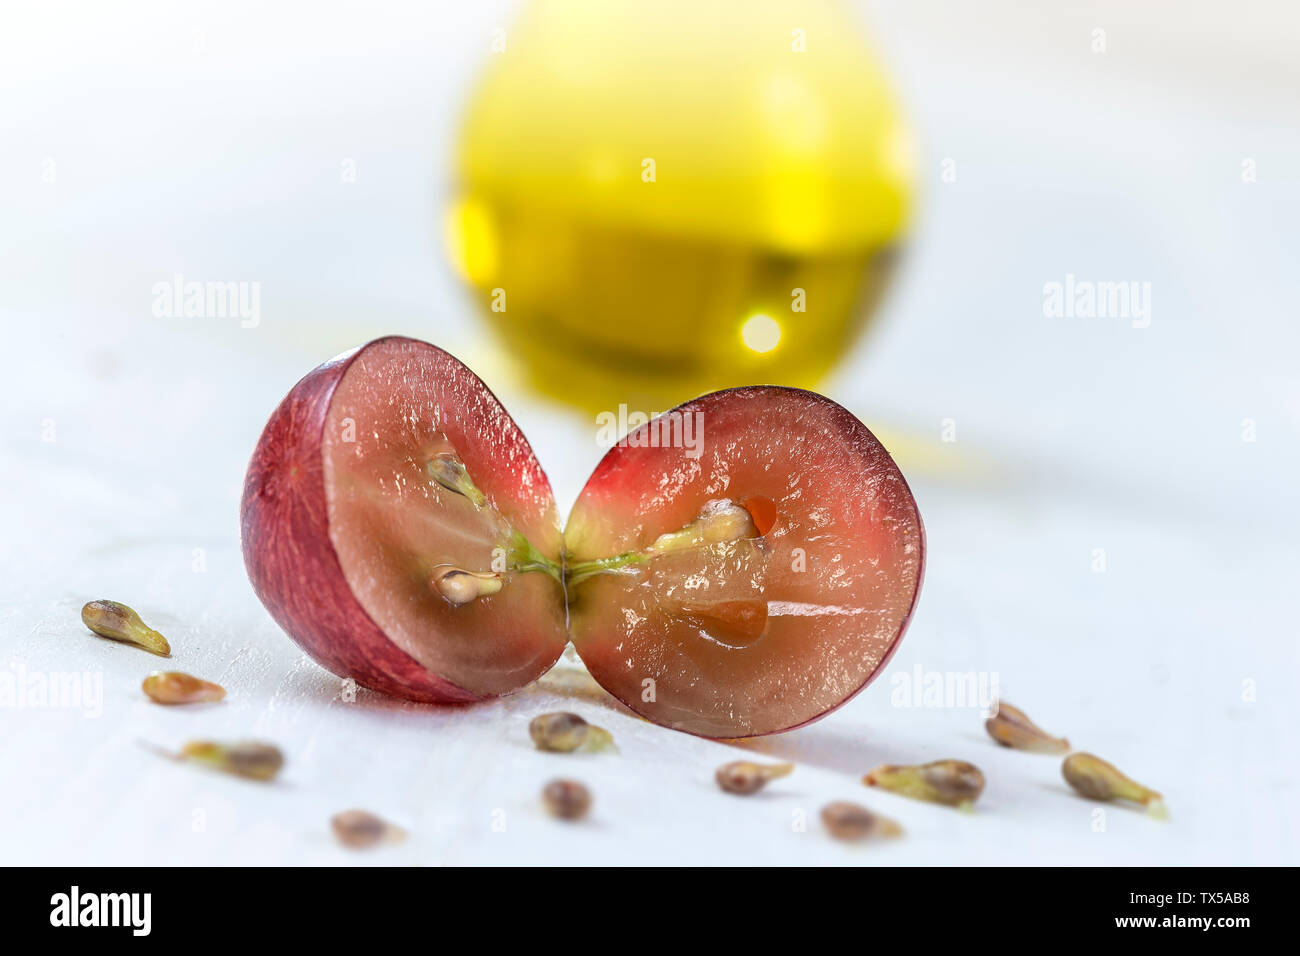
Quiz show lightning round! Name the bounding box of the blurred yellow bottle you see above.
[448,0,913,413]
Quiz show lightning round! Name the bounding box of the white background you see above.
[1,0,1297,865]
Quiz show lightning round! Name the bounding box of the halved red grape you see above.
[241,336,568,702]
[564,386,923,738]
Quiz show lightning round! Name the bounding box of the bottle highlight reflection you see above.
[448,0,913,412]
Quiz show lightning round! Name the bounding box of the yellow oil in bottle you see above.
[448,0,913,413]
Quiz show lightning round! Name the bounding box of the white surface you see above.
[1,0,1298,865]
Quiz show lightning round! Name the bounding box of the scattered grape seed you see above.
[985,702,1069,754]
[1062,752,1167,818]
[715,760,794,795]
[80,600,170,656]
[331,809,404,849]
[141,671,225,705]
[821,801,903,842]
[542,779,592,820]
[864,759,986,809]
[529,712,614,753]
[178,740,284,781]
